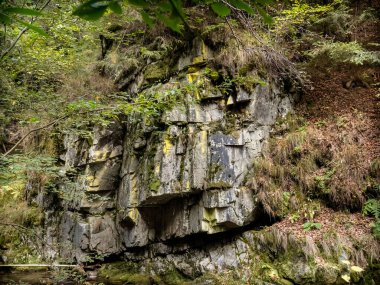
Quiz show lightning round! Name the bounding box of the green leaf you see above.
[0,13,12,24]
[73,0,108,21]
[169,0,185,18]
[229,0,254,14]
[27,117,41,123]
[157,13,183,34]
[256,0,274,5]
[127,0,149,8]
[211,2,231,17]
[303,222,321,231]
[256,5,273,25]
[157,1,172,12]
[314,222,321,229]
[13,18,48,36]
[303,222,311,229]
[109,1,122,14]
[3,7,42,16]
[140,10,153,27]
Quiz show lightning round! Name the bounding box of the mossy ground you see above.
[98,261,151,284]
[98,262,191,285]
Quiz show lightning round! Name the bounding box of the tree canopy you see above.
[1,0,274,37]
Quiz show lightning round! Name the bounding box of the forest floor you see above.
[265,10,380,260]
[268,71,380,253]
[299,70,380,157]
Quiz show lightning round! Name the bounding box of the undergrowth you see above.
[0,154,58,263]
[248,111,377,218]
[363,198,380,238]
[207,221,379,284]
[307,41,380,67]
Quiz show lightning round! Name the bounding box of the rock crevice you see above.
[42,39,299,268]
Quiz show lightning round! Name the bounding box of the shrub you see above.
[307,41,380,66]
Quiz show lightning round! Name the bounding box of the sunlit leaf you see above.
[303,222,311,229]
[341,274,350,283]
[169,0,185,18]
[350,266,364,273]
[157,13,183,34]
[256,0,275,5]
[157,1,172,12]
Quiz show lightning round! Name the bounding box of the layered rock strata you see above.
[41,39,299,268]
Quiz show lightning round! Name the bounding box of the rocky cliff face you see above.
[39,36,300,275]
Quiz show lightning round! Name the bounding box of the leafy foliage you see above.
[307,41,380,66]
[312,2,351,40]
[363,199,380,239]
[302,221,321,231]
[274,0,340,39]
[0,155,59,193]
[0,0,116,150]
[0,154,59,196]
[0,0,47,36]
[74,0,122,21]
[363,199,380,219]
[73,0,274,33]
[0,154,56,263]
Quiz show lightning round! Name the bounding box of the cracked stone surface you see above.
[41,40,300,270]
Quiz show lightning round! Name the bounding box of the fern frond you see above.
[363,199,380,219]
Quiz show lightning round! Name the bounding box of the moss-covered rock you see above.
[143,61,170,83]
[98,262,151,284]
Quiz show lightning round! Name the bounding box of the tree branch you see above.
[2,93,169,157]
[0,0,51,60]
[2,24,6,45]
[3,114,69,157]
[0,222,59,252]
[0,26,28,60]
[225,17,243,48]
[0,222,28,230]
[2,107,112,157]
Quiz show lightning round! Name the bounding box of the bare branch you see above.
[0,222,28,230]
[3,114,69,157]
[2,107,112,157]
[0,26,28,60]
[2,24,6,45]
[0,0,51,60]
[0,264,78,267]
[225,17,243,49]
